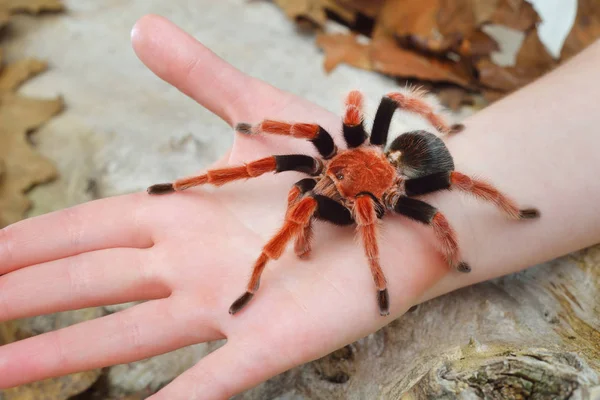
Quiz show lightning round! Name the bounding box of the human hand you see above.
[0,15,547,399]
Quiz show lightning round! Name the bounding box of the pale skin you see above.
[0,15,599,399]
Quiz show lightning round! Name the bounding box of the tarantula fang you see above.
[147,88,540,316]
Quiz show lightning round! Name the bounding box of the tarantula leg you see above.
[148,154,322,194]
[236,120,337,159]
[287,178,317,206]
[371,88,454,146]
[229,196,317,315]
[449,123,465,134]
[354,194,390,316]
[287,178,319,258]
[404,171,540,220]
[343,90,368,148]
[393,196,469,273]
[294,220,314,259]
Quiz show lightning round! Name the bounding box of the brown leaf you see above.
[0,0,64,14]
[0,10,9,28]
[560,0,600,61]
[476,26,555,92]
[514,28,556,78]
[373,0,440,38]
[370,36,472,87]
[316,32,371,72]
[437,0,499,36]
[332,0,385,18]
[489,0,540,31]
[0,58,47,92]
[476,58,525,91]
[435,86,475,110]
[273,0,328,27]
[461,29,500,57]
[0,92,63,227]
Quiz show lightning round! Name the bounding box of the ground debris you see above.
[272,0,600,109]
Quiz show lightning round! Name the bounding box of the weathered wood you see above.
[234,244,600,399]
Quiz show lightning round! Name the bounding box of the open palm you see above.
[0,15,452,399]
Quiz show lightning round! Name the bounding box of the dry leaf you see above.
[560,0,600,61]
[0,93,63,226]
[316,32,371,72]
[332,0,385,19]
[0,10,9,28]
[489,0,540,31]
[461,28,500,57]
[437,0,499,36]
[0,58,47,92]
[273,0,328,27]
[514,27,556,77]
[370,36,472,87]
[476,58,524,91]
[435,86,475,110]
[373,0,439,38]
[0,0,64,14]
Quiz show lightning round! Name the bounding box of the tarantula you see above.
[148,89,539,316]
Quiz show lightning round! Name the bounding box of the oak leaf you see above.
[0,58,48,91]
[316,32,371,72]
[489,0,540,31]
[437,0,499,36]
[370,36,472,87]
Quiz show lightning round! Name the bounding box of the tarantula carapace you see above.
[148,88,540,316]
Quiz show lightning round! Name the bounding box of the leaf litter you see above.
[272,0,600,110]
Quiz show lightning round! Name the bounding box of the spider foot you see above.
[235,122,255,135]
[147,183,175,195]
[378,289,390,316]
[296,248,311,259]
[519,208,540,219]
[449,123,465,134]
[229,291,254,315]
[457,262,472,273]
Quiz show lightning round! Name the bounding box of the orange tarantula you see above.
[147,89,540,316]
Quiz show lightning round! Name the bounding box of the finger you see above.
[0,248,170,321]
[0,297,223,388]
[150,340,279,400]
[0,193,153,274]
[131,15,268,125]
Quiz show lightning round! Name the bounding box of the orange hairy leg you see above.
[287,178,318,259]
[236,120,337,159]
[386,90,464,135]
[229,196,318,314]
[392,195,469,273]
[147,154,321,194]
[354,194,389,316]
[343,90,368,148]
[450,172,539,220]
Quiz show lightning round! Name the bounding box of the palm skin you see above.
[0,15,456,399]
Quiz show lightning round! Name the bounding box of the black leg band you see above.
[404,171,451,196]
[343,123,368,148]
[310,126,337,159]
[370,96,397,146]
[313,195,354,226]
[275,155,321,175]
[393,196,437,224]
